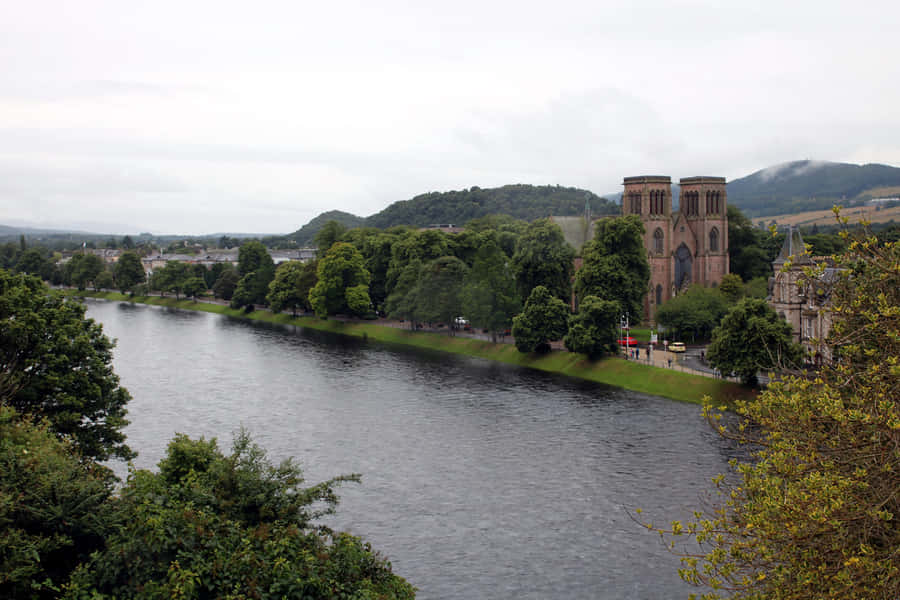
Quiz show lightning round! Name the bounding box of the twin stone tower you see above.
[621,175,729,319]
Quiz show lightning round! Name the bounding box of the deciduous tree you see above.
[308,242,372,317]
[563,295,620,358]
[113,251,145,293]
[0,270,133,462]
[511,285,569,353]
[461,239,520,341]
[511,218,575,303]
[652,234,900,600]
[706,297,802,386]
[574,215,650,320]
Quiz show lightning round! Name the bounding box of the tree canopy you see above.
[308,242,372,317]
[511,218,575,303]
[654,234,900,600]
[706,297,803,385]
[113,251,145,293]
[563,295,620,359]
[0,270,133,462]
[511,285,569,353]
[574,215,650,320]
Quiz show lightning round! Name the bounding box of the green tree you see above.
[267,260,316,315]
[15,248,48,277]
[308,242,372,318]
[182,275,207,299]
[717,273,744,303]
[212,264,239,300]
[706,297,802,385]
[461,239,520,341]
[511,218,575,303]
[313,220,348,255]
[153,260,189,299]
[563,295,620,358]
[655,285,730,342]
[113,251,146,294]
[232,241,275,308]
[93,269,114,291]
[413,256,469,331]
[121,235,135,249]
[384,258,423,327]
[574,215,650,320]
[62,431,415,600]
[511,285,569,353]
[0,270,133,462]
[0,406,113,600]
[385,229,449,296]
[655,235,900,600]
[68,253,104,290]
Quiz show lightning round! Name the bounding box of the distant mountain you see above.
[283,210,367,246]
[727,160,900,217]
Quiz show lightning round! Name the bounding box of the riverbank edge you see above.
[72,291,754,406]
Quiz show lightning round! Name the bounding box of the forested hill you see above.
[283,210,367,245]
[282,184,619,245]
[727,160,900,217]
[365,184,617,229]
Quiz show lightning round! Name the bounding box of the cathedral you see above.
[621,175,729,319]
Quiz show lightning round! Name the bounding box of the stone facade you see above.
[768,226,836,364]
[621,175,729,319]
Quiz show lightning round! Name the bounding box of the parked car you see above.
[617,336,637,347]
[669,342,686,353]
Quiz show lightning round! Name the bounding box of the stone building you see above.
[621,175,730,319]
[768,226,836,364]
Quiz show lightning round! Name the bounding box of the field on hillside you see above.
[764,204,900,228]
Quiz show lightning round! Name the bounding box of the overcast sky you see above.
[2,0,899,235]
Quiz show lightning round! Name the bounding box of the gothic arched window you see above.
[709,227,719,252]
[653,228,664,254]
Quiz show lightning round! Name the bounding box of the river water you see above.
[85,300,734,600]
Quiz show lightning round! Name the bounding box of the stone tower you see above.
[622,174,729,320]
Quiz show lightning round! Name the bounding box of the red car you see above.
[617,336,637,347]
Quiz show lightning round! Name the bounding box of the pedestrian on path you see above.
[667,357,672,368]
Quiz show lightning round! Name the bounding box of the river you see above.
[85,299,735,599]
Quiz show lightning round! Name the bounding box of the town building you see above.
[768,225,836,364]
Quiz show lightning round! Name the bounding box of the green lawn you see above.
[72,291,754,406]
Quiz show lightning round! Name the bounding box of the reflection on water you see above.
[88,299,732,600]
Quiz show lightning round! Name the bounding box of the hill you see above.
[282,210,367,246]
[365,184,618,229]
[727,160,900,217]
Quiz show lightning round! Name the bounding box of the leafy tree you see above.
[511,285,569,353]
[313,220,348,255]
[308,242,372,318]
[0,406,113,599]
[93,269,114,291]
[385,229,449,296]
[384,258,423,327]
[68,253,104,290]
[267,260,317,315]
[706,297,802,385]
[574,215,650,320]
[182,275,207,299]
[232,241,275,307]
[113,251,146,293]
[0,270,133,461]
[717,273,744,303]
[461,239,520,341]
[655,235,900,600]
[727,205,773,282]
[563,295,620,358]
[121,235,135,249]
[413,256,469,331]
[15,248,48,277]
[344,229,397,311]
[511,218,575,303]
[655,285,730,342]
[62,431,415,599]
[212,264,239,300]
[153,260,189,299]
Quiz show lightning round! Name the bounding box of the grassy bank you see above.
[73,291,754,406]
